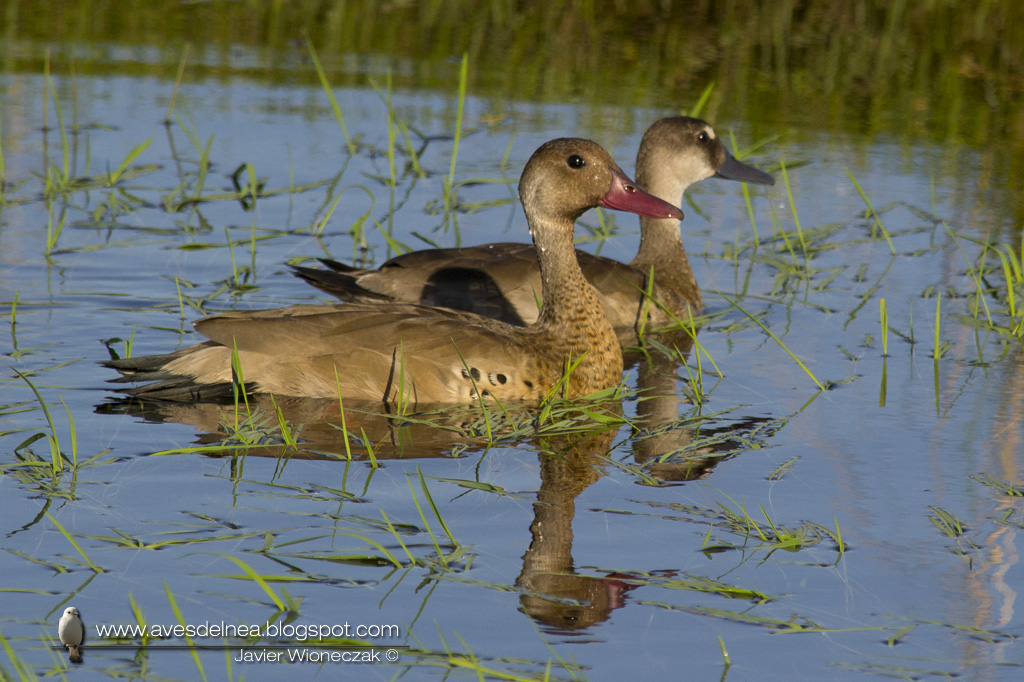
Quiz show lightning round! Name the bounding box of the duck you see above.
[293,117,774,345]
[105,138,683,404]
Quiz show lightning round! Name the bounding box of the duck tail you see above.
[290,259,391,303]
[102,345,235,402]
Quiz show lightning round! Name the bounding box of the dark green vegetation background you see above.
[4,0,1021,232]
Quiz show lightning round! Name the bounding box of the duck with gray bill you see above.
[293,116,774,345]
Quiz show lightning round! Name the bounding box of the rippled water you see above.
[2,20,1023,682]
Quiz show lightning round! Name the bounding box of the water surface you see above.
[2,3,1023,681]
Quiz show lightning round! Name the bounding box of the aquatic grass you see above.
[8,291,17,351]
[358,427,379,468]
[306,37,354,154]
[212,554,299,614]
[229,162,265,211]
[224,226,245,291]
[410,628,586,682]
[44,199,67,257]
[3,548,75,574]
[879,355,888,407]
[597,570,777,603]
[634,279,725,391]
[678,329,709,406]
[107,138,153,186]
[81,526,262,551]
[331,530,404,569]
[944,229,995,328]
[719,293,825,391]
[972,473,1024,497]
[931,292,951,360]
[880,298,889,356]
[884,617,1016,645]
[731,128,761,245]
[0,112,5,191]
[718,635,730,669]
[366,67,429,193]
[214,407,295,451]
[45,513,104,573]
[164,583,208,682]
[125,593,153,645]
[766,456,799,481]
[333,369,356,460]
[441,53,470,238]
[310,183,374,239]
[990,240,1024,334]
[13,369,64,472]
[229,341,252,425]
[634,265,656,340]
[268,395,300,451]
[641,602,819,632]
[687,82,714,117]
[430,477,533,501]
[173,110,215,206]
[58,396,78,466]
[538,352,591,416]
[452,342,498,442]
[403,468,467,569]
[846,169,896,254]
[779,160,808,260]
[927,506,979,556]
[42,62,73,196]
[164,44,190,124]
[927,506,965,538]
[121,325,136,359]
[379,510,418,566]
[0,632,36,681]
[841,255,896,329]
[954,231,1024,341]
[648,602,914,639]
[602,494,846,555]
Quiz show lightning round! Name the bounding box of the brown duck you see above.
[294,117,774,344]
[105,139,683,403]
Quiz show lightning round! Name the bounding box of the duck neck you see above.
[532,216,603,325]
[530,214,622,385]
[631,172,700,308]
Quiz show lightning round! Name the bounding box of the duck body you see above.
[106,139,683,404]
[116,298,618,403]
[294,117,774,344]
[297,243,661,335]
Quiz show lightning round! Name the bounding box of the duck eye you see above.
[567,154,585,169]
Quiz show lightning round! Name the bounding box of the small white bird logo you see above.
[58,606,85,663]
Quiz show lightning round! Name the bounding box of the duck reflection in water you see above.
[99,357,772,634]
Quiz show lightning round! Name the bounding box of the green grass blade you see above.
[719,294,824,390]
[846,169,896,255]
[306,37,353,154]
[418,467,457,546]
[45,513,103,573]
[213,554,286,610]
[687,82,714,117]
[164,583,207,682]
